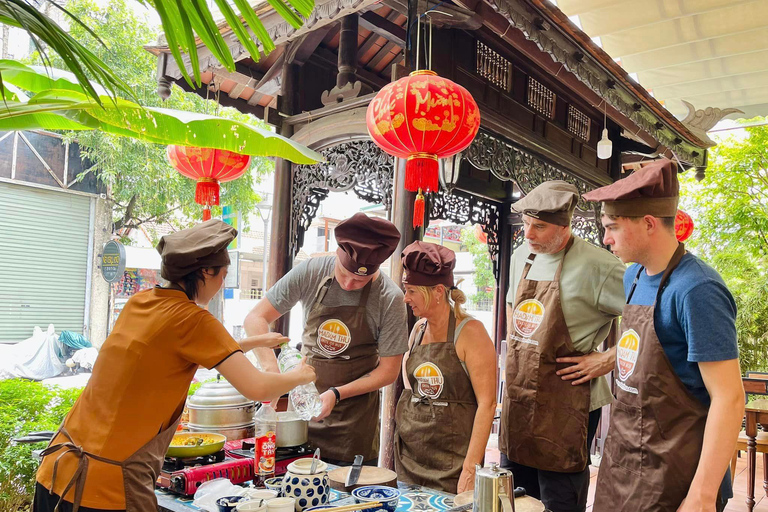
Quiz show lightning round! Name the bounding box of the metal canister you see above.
[473,463,515,512]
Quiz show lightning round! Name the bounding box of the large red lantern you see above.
[167,146,251,221]
[675,209,694,242]
[367,70,481,227]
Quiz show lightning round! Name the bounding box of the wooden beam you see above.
[358,11,401,61]
[286,27,332,65]
[174,78,281,126]
[366,41,398,71]
[359,11,406,47]
[314,47,388,89]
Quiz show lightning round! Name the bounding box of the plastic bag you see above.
[193,478,244,512]
[0,325,66,380]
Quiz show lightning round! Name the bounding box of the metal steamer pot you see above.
[276,411,308,447]
[187,378,256,440]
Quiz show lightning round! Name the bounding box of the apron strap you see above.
[314,276,334,304]
[413,312,456,350]
[627,243,686,304]
[40,428,122,512]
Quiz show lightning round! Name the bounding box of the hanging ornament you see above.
[367,70,480,216]
[413,189,426,228]
[167,146,251,221]
[675,209,694,242]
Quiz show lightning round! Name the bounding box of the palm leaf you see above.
[0,63,324,164]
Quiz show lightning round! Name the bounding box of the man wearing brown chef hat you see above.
[584,159,743,512]
[500,181,626,512]
[244,213,408,465]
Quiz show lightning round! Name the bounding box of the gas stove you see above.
[156,440,314,497]
[156,450,253,496]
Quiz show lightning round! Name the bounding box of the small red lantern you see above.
[167,146,251,221]
[367,70,481,227]
[675,210,694,242]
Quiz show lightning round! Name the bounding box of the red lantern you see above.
[675,210,694,242]
[366,70,481,227]
[167,146,251,221]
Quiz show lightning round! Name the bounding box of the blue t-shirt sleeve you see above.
[680,280,739,362]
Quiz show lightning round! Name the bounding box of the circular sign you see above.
[512,299,546,337]
[101,240,126,283]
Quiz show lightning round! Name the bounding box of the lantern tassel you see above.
[413,189,425,228]
[196,178,220,207]
[202,207,212,222]
[405,155,439,192]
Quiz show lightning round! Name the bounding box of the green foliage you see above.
[0,380,82,510]
[22,0,292,232]
[680,121,768,373]
[460,226,494,307]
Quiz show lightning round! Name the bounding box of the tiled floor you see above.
[485,439,767,511]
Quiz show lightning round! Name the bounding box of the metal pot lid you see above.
[187,379,254,407]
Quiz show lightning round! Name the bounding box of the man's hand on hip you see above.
[556,347,616,386]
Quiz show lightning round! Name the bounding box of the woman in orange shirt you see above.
[34,220,315,512]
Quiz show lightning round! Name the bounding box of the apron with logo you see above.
[302,276,380,462]
[38,406,181,512]
[499,238,591,473]
[394,314,478,492]
[593,244,710,511]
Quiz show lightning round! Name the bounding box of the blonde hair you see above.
[414,279,469,321]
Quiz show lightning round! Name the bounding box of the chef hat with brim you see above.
[156,219,237,281]
[583,159,679,217]
[510,181,579,226]
[335,213,401,277]
[401,240,456,288]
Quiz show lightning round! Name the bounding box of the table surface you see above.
[745,398,768,413]
[157,480,456,512]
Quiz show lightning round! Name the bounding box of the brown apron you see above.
[499,237,591,473]
[303,276,380,462]
[39,407,181,512]
[394,314,478,492]
[593,244,710,511]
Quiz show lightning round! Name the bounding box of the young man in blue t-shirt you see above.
[584,159,744,512]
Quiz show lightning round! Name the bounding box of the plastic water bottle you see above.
[277,342,323,420]
[253,401,277,486]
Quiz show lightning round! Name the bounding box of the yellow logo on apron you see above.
[317,319,352,355]
[414,362,444,398]
[513,299,546,337]
[617,329,640,381]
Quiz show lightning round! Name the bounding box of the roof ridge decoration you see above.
[485,0,708,168]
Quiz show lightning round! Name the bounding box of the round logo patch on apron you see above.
[617,329,640,381]
[512,299,546,337]
[414,362,444,398]
[317,319,352,355]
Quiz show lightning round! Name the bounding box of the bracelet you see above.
[329,386,341,405]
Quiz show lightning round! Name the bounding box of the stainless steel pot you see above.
[187,378,255,440]
[276,411,308,447]
[473,463,515,512]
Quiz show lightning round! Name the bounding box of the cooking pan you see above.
[166,432,227,458]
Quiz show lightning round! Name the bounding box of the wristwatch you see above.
[329,386,341,405]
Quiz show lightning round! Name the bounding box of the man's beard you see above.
[528,229,569,254]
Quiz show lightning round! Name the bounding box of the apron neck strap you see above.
[315,275,374,307]
[627,243,686,303]
[414,311,456,350]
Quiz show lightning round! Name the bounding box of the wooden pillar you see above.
[269,62,299,335]
[337,15,358,88]
[379,0,420,471]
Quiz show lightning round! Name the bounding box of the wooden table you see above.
[745,398,768,511]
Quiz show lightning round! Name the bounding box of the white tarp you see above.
[0,325,67,380]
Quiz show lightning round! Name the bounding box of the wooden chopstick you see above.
[318,501,384,512]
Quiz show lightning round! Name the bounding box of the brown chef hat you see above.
[582,158,678,217]
[401,241,455,287]
[511,181,579,226]
[156,219,237,281]
[335,213,401,276]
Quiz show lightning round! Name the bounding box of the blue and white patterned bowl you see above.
[352,486,401,512]
[281,467,330,512]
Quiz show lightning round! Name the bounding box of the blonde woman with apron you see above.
[394,241,497,494]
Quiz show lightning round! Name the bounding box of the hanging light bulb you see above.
[597,100,612,160]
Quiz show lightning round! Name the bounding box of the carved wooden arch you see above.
[290,108,395,256]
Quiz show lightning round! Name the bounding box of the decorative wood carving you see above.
[291,140,394,254]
